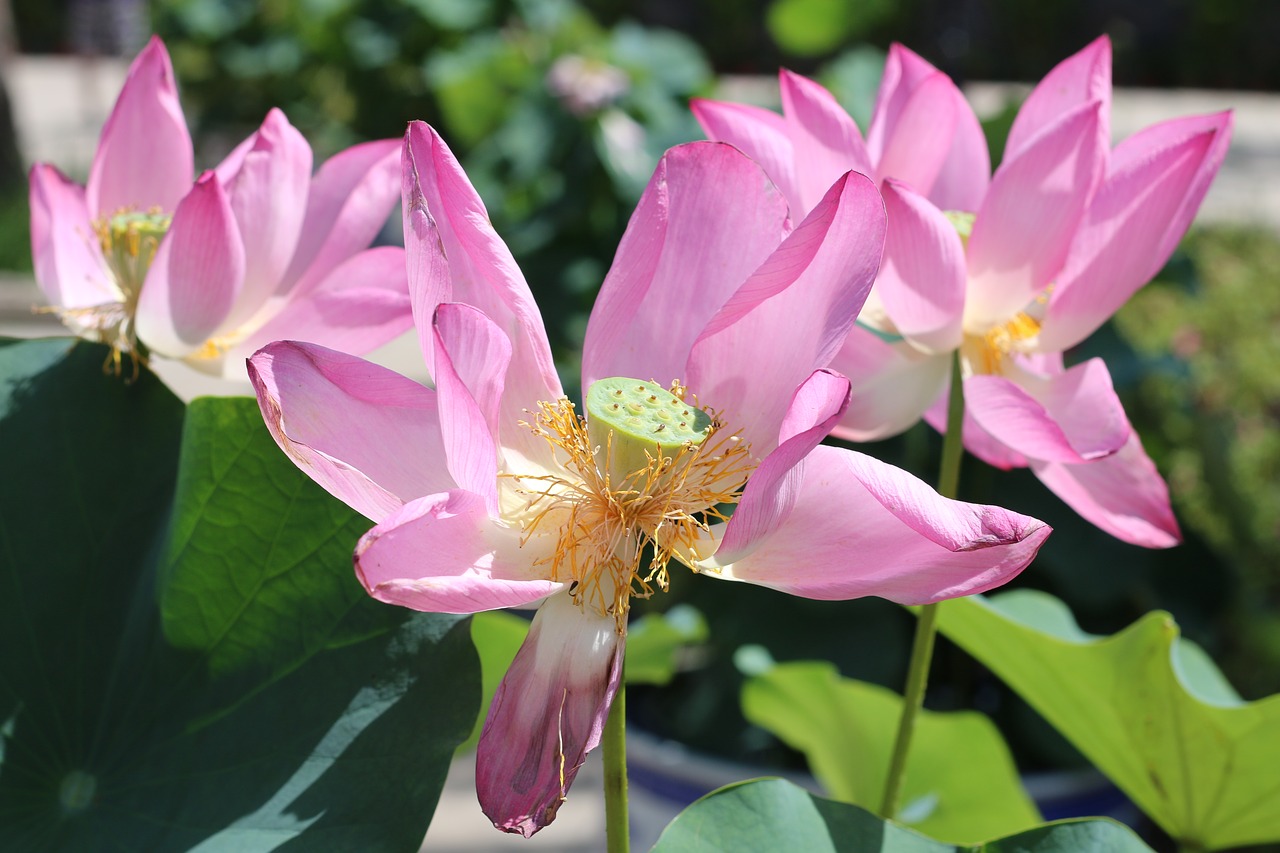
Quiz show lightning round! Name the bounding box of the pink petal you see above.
[86,36,193,216]
[1032,432,1180,548]
[247,341,452,523]
[829,327,949,442]
[1038,112,1231,352]
[135,172,245,357]
[218,109,314,330]
[779,69,874,216]
[403,122,563,467]
[354,489,560,612]
[432,303,512,513]
[222,246,412,375]
[713,370,850,564]
[965,101,1107,330]
[965,358,1130,464]
[691,97,803,216]
[583,141,790,389]
[929,94,992,213]
[280,137,401,297]
[28,164,115,311]
[704,445,1050,603]
[924,381,1030,470]
[867,43,940,155]
[870,72,960,200]
[687,170,885,453]
[877,179,966,352]
[1004,35,1111,166]
[477,593,623,837]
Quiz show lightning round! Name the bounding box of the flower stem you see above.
[879,351,965,820]
[603,678,630,853]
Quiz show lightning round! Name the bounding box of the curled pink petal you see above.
[355,490,560,612]
[477,593,623,837]
[247,341,452,523]
[688,170,885,451]
[1032,432,1180,548]
[1004,35,1111,165]
[29,163,114,311]
[135,171,244,357]
[779,69,874,215]
[707,445,1050,603]
[86,36,193,216]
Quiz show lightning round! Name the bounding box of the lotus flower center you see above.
[95,208,172,302]
[962,312,1042,376]
[512,377,754,629]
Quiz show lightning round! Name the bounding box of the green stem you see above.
[603,677,629,853]
[879,351,966,820]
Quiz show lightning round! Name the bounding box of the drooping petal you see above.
[217,246,412,377]
[1038,112,1231,352]
[354,489,560,612]
[924,382,1030,470]
[403,122,563,467]
[1004,35,1111,166]
[691,97,803,216]
[965,101,1107,330]
[280,137,401,297]
[28,163,115,311]
[432,303,512,513]
[869,71,959,200]
[477,593,623,837]
[1032,432,1180,548]
[829,327,949,442]
[712,370,850,565]
[876,179,966,352]
[584,141,790,388]
[218,109,314,330]
[700,445,1050,603]
[86,36,193,217]
[247,341,452,523]
[965,359,1130,464]
[134,171,245,357]
[687,170,885,452]
[779,69,874,216]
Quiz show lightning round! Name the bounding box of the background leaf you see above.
[742,662,1040,843]
[651,778,1152,853]
[0,343,480,851]
[935,591,1280,850]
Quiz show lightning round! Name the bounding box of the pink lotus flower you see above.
[694,38,1231,547]
[28,36,410,377]
[248,121,1050,836]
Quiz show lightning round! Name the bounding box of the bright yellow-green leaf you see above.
[936,591,1280,851]
[743,662,1040,844]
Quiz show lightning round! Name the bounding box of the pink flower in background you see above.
[694,38,1232,547]
[249,121,1050,836]
[28,36,410,377]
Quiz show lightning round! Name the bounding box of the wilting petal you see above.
[829,327,949,441]
[966,358,1130,464]
[691,97,803,216]
[702,445,1049,603]
[1038,113,1231,352]
[1032,432,1180,548]
[584,141,790,388]
[219,109,314,330]
[965,101,1106,330]
[403,122,563,466]
[86,36,192,216]
[713,370,849,565]
[477,593,623,837]
[28,164,114,310]
[248,341,452,523]
[355,489,560,612]
[432,303,511,512]
[220,246,411,376]
[281,138,400,297]
[688,171,884,451]
[779,69,874,215]
[1004,35,1111,165]
[135,172,245,357]
[877,179,965,352]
